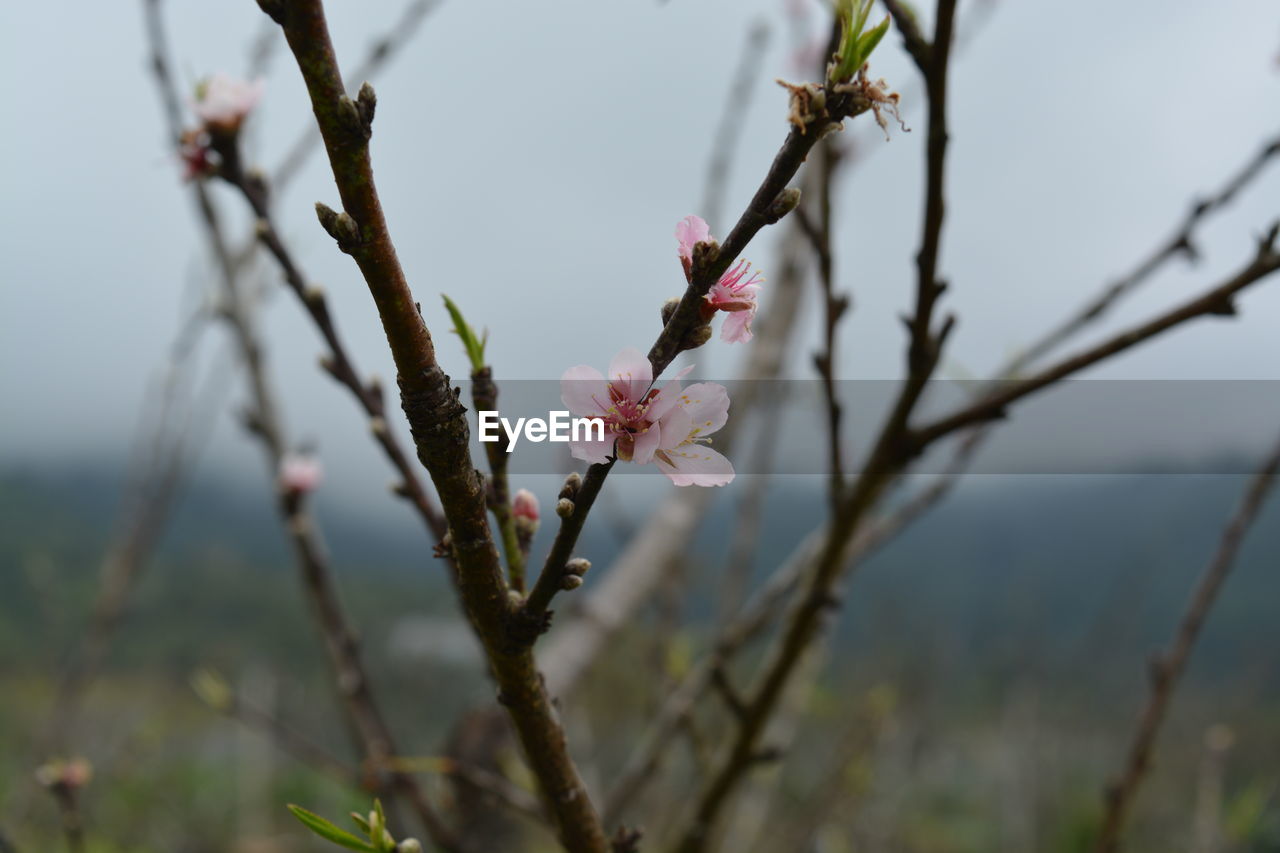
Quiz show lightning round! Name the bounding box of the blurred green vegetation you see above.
[1,464,1278,851]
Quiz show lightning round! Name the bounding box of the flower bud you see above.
[661,297,682,326]
[560,574,584,591]
[192,74,264,135]
[357,81,378,130]
[556,498,575,518]
[512,489,540,522]
[765,187,803,224]
[681,323,714,352]
[559,472,583,500]
[566,558,592,577]
[397,841,423,853]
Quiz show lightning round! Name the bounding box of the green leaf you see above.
[852,0,873,40]
[441,294,487,373]
[855,15,891,66]
[287,804,377,851]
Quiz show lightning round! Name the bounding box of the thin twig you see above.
[470,366,525,589]
[1093,431,1280,852]
[520,460,614,628]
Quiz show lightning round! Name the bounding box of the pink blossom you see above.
[705,259,763,343]
[651,382,734,487]
[560,348,734,487]
[193,73,264,133]
[279,452,323,494]
[512,488,540,522]
[675,215,763,343]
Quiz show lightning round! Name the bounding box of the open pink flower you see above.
[705,259,763,343]
[650,382,734,486]
[193,73,264,133]
[561,348,734,487]
[675,214,763,343]
[561,348,685,465]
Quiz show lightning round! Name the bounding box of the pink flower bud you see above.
[279,453,323,494]
[192,73,264,134]
[512,488,540,522]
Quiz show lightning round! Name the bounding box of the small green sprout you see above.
[442,294,488,373]
[830,0,892,83]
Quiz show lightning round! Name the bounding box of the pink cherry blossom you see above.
[651,382,734,486]
[561,347,686,465]
[193,73,264,133]
[512,488,540,522]
[705,259,763,343]
[279,452,323,494]
[674,214,763,343]
[560,349,734,487]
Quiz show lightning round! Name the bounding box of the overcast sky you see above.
[1,0,1277,505]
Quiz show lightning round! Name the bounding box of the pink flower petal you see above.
[631,421,663,465]
[608,347,652,402]
[560,365,609,416]
[655,445,735,487]
[720,309,755,343]
[675,215,712,261]
[656,406,693,451]
[569,433,614,464]
[676,382,730,437]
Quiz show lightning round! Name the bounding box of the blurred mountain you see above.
[2,456,1278,700]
